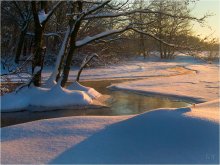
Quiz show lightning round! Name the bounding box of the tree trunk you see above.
[60,1,82,87]
[160,42,164,59]
[31,1,49,86]
[76,54,98,82]
[23,39,27,57]
[28,37,34,56]
[46,26,71,85]
[139,33,145,56]
[163,46,167,59]
[56,54,65,81]
[60,38,76,87]
[32,27,44,86]
[138,1,145,57]
[15,27,27,63]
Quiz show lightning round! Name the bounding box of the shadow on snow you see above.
[50,107,219,164]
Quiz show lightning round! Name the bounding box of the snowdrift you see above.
[184,99,219,123]
[1,100,219,164]
[67,81,101,99]
[1,82,101,112]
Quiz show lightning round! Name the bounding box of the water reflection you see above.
[108,91,189,115]
[81,80,191,115]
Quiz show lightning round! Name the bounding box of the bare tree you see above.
[45,0,207,87]
[6,0,205,88]
[76,53,98,82]
[1,1,32,63]
[31,1,62,86]
[149,0,195,59]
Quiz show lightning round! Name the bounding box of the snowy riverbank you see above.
[109,64,219,103]
[1,82,102,112]
[1,55,219,164]
[1,54,205,82]
[2,55,218,112]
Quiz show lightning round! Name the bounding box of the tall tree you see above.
[36,0,207,87]
[1,1,33,63]
[55,0,206,87]
[31,1,62,86]
[150,0,192,59]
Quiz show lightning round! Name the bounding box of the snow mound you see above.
[43,78,57,88]
[1,100,219,164]
[67,81,101,99]
[28,85,92,111]
[185,99,219,123]
[1,86,49,112]
[1,85,92,112]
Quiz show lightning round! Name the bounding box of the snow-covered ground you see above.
[109,63,219,103]
[41,55,205,81]
[3,55,216,112]
[184,99,219,123]
[1,82,101,112]
[1,99,219,164]
[1,55,219,164]
[1,55,203,82]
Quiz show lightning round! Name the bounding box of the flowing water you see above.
[1,80,191,127]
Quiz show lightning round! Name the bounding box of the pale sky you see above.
[190,0,220,39]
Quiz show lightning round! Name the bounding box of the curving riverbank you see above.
[1,55,219,164]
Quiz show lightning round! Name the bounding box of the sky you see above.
[190,0,220,40]
[123,0,219,40]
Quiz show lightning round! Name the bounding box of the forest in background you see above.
[1,0,219,87]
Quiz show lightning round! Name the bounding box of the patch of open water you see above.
[1,80,191,127]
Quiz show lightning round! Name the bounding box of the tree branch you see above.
[75,21,191,50]
[12,1,25,20]
[31,1,40,27]
[76,53,98,82]
[85,8,207,23]
[76,26,131,47]
[131,28,176,48]
[106,0,129,11]
[83,0,111,17]
[42,1,63,25]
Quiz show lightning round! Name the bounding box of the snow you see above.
[0,54,206,82]
[75,28,127,47]
[1,116,131,164]
[184,99,219,123]
[39,59,188,82]
[0,82,103,112]
[67,81,101,99]
[33,66,41,74]
[1,99,219,164]
[45,26,71,87]
[38,10,48,24]
[28,85,92,111]
[1,86,49,112]
[40,55,206,81]
[108,61,219,103]
[1,54,218,112]
[1,54,219,163]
